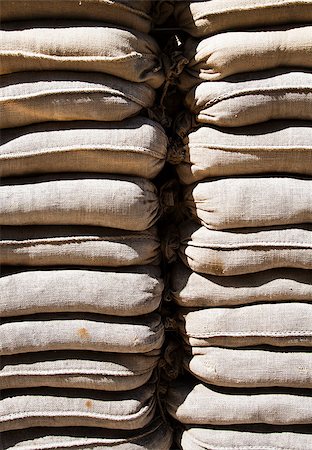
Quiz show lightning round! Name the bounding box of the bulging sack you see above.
[0,22,164,88]
[175,121,312,183]
[179,221,312,275]
[0,71,155,128]
[0,312,164,355]
[179,26,312,88]
[0,225,160,266]
[184,176,312,230]
[185,69,312,127]
[174,0,312,37]
[0,174,159,230]
[0,117,167,178]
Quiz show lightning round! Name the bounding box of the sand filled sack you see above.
[174,121,312,183]
[171,262,312,307]
[0,72,155,128]
[184,176,312,230]
[0,383,156,431]
[0,1,153,33]
[174,0,312,37]
[0,22,164,88]
[0,174,159,230]
[179,221,312,275]
[179,26,312,89]
[184,69,312,127]
[0,117,167,178]
[184,347,312,388]
[0,225,160,266]
[1,350,159,391]
[167,380,312,425]
[0,312,164,356]
[1,266,163,317]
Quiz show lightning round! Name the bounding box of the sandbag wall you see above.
[0,2,172,448]
[166,1,312,449]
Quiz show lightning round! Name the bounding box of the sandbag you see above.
[0,22,164,88]
[0,313,164,355]
[0,117,167,178]
[180,26,312,88]
[184,177,312,229]
[167,380,312,425]
[0,350,159,391]
[1,266,163,317]
[171,262,312,307]
[0,71,155,128]
[0,225,160,266]
[174,0,312,37]
[0,174,159,230]
[0,1,153,33]
[179,221,312,275]
[177,303,312,348]
[185,70,312,127]
[174,121,312,183]
[185,346,312,388]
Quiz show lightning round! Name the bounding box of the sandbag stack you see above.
[0,2,172,448]
[167,1,312,448]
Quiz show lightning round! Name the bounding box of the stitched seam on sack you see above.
[0,367,154,377]
[189,144,312,151]
[187,331,312,338]
[0,51,154,63]
[189,241,312,249]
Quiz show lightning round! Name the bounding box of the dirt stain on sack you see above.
[77,327,90,339]
[85,400,93,410]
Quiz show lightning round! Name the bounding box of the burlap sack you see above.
[174,0,312,37]
[174,121,312,183]
[184,177,312,230]
[185,346,312,388]
[1,350,159,391]
[0,117,167,178]
[171,262,312,307]
[0,225,160,266]
[0,72,155,129]
[179,426,312,450]
[185,70,312,127]
[167,380,312,425]
[0,1,153,33]
[177,303,312,348]
[1,266,163,317]
[1,418,172,450]
[179,221,312,275]
[0,174,159,230]
[0,22,164,88]
[0,313,164,355]
[180,26,312,88]
[0,383,156,431]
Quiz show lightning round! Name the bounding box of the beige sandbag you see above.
[0,22,164,88]
[0,225,160,266]
[171,262,312,307]
[179,426,312,450]
[0,174,159,230]
[180,26,312,88]
[0,383,156,431]
[1,418,173,450]
[185,69,312,127]
[0,71,155,129]
[184,177,312,230]
[178,303,312,348]
[179,221,312,275]
[0,313,164,356]
[0,350,159,391]
[174,0,312,37]
[1,266,163,317]
[174,121,312,184]
[0,1,153,33]
[185,347,312,388]
[0,117,167,178]
[167,380,312,425]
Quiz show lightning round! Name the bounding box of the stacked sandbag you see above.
[167,2,312,448]
[0,3,172,448]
